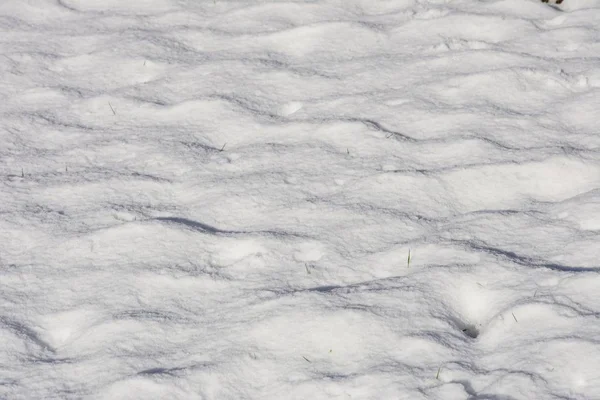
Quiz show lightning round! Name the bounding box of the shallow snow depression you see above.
[1,0,600,398]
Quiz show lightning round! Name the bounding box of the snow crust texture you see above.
[1,0,600,399]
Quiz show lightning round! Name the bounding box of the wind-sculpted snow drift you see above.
[1,0,599,399]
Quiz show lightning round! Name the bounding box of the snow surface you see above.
[1,0,600,399]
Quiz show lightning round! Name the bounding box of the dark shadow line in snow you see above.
[187,96,416,142]
[461,208,536,217]
[260,285,344,298]
[303,285,343,293]
[56,0,79,12]
[468,391,520,400]
[137,362,213,378]
[126,95,168,107]
[129,31,206,58]
[498,368,547,384]
[407,330,463,351]
[544,296,600,318]
[0,378,18,387]
[388,159,560,176]
[450,369,541,399]
[268,276,423,300]
[155,217,225,234]
[472,135,516,151]
[29,356,75,364]
[306,198,434,224]
[113,309,190,323]
[251,56,338,79]
[535,188,600,206]
[29,111,94,132]
[457,240,599,272]
[139,367,181,377]
[0,316,54,353]
[261,115,415,141]
[346,117,416,142]
[388,161,518,176]
[180,141,223,153]
[212,93,281,120]
[154,217,309,239]
[450,379,478,398]
[160,261,234,281]
[169,93,415,144]
[130,172,171,183]
[316,371,360,382]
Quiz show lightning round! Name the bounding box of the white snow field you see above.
[1,0,600,398]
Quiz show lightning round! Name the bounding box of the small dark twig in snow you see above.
[108,102,116,115]
[436,366,441,380]
[305,263,311,275]
[220,143,227,152]
[512,312,518,322]
[302,356,311,363]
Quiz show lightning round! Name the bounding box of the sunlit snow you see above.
[1,0,599,399]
